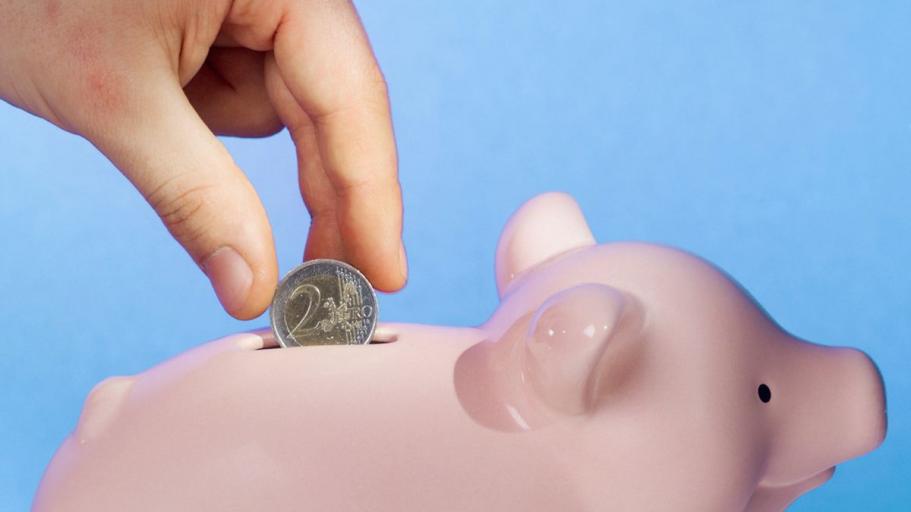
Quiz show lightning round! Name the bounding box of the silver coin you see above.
[270,259,378,347]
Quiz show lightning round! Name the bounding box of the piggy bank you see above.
[35,193,886,511]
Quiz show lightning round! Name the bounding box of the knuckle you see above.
[313,66,389,120]
[329,168,398,201]
[356,66,390,108]
[305,200,337,222]
[365,68,389,98]
[331,176,373,199]
[146,175,218,246]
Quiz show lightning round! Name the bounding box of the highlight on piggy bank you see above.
[35,193,886,512]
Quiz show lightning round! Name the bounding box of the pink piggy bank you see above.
[35,193,886,511]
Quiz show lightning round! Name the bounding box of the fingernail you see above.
[397,242,408,281]
[202,246,253,314]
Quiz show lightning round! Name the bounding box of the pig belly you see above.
[227,324,574,510]
[36,324,757,512]
[36,325,580,511]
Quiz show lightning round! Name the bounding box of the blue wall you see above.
[1,1,908,509]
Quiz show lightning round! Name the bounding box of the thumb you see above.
[86,75,277,319]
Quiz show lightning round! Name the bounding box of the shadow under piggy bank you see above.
[34,193,886,512]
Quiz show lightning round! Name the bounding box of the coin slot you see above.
[247,329,282,350]
[252,327,398,347]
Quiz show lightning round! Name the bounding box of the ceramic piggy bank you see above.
[35,193,886,511]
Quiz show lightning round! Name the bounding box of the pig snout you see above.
[764,343,886,486]
[824,348,887,459]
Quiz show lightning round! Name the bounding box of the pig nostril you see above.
[758,384,772,403]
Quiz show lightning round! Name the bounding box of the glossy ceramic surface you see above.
[34,193,886,511]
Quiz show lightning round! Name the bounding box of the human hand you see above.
[0,0,406,319]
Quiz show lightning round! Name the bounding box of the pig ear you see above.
[75,376,136,443]
[523,283,643,415]
[496,192,596,298]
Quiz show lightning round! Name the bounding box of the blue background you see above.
[1,1,908,509]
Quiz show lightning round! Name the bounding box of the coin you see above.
[270,259,378,347]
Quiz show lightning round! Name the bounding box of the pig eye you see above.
[757,384,772,403]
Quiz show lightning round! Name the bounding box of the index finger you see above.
[271,0,405,291]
